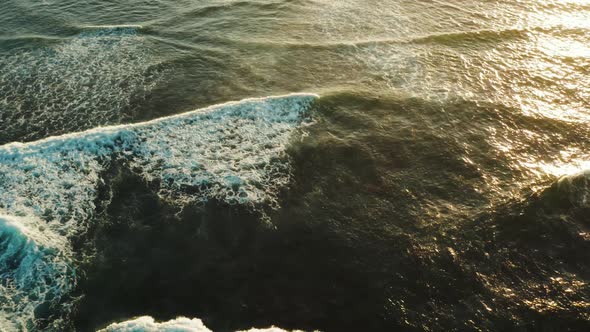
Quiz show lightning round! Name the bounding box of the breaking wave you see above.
[0,215,73,331]
[0,93,318,330]
[98,316,310,332]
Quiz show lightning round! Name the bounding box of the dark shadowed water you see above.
[0,1,589,331]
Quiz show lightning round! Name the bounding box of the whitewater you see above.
[0,94,317,331]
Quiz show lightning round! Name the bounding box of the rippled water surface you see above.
[0,1,589,331]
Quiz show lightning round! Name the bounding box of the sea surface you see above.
[0,1,589,331]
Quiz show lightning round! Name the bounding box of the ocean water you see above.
[0,0,589,331]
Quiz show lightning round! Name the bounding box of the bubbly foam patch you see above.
[98,316,211,332]
[98,316,314,332]
[0,94,317,330]
[0,129,125,234]
[132,96,318,206]
[0,27,162,144]
[0,94,317,221]
[0,215,73,331]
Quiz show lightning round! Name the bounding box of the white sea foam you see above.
[98,316,315,332]
[0,93,317,330]
[0,214,73,331]
[98,316,212,332]
[0,27,162,143]
[0,93,318,221]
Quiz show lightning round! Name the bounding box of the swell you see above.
[200,25,589,52]
[307,88,590,212]
[312,90,589,328]
[400,26,587,46]
[173,0,302,19]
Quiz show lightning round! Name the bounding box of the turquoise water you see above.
[0,1,589,331]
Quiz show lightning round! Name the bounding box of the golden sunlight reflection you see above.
[524,159,590,178]
[523,146,590,179]
[507,2,590,122]
[538,38,590,59]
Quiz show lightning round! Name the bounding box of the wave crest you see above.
[0,214,73,331]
